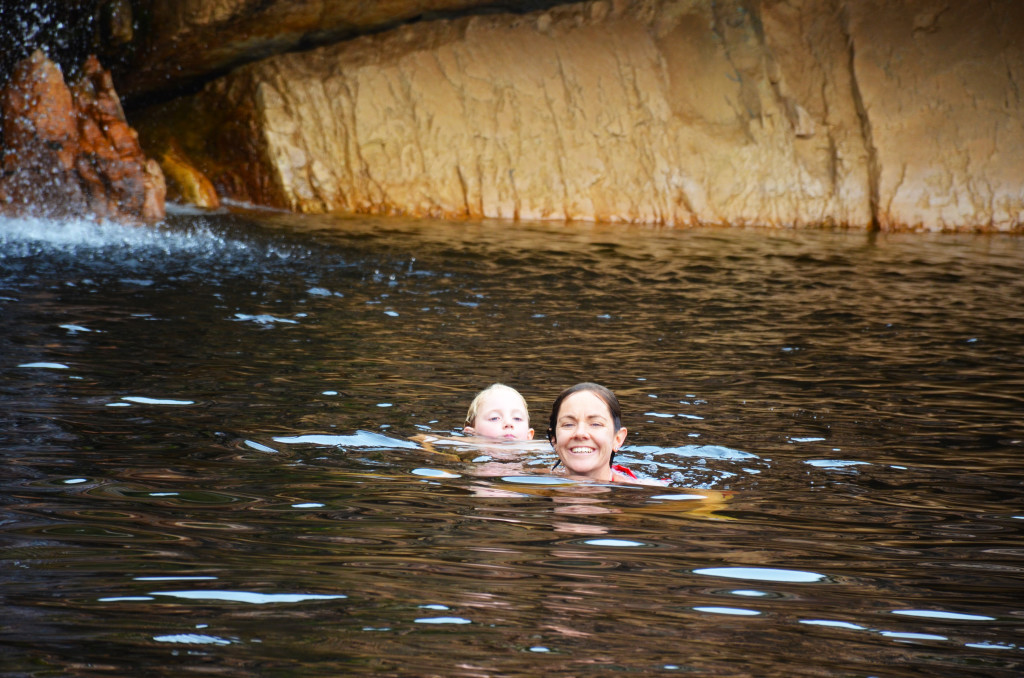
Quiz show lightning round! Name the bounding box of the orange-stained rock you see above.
[71,55,167,220]
[133,0,1024,231]
[0,51,165,221]
[0,50,85,213]
[158,140,220,209]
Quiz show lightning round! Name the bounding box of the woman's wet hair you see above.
[547,383,624,467]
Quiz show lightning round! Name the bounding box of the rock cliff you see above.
[134,0,1023,231]
[0,51,165,222]
[2,0,1021,231]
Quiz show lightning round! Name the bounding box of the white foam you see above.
[150,590,346,604]
[272,430,419,449]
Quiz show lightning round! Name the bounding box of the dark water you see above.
[1,208,1022,677]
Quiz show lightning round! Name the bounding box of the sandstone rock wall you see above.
[849,0,1024,231]
[137,0,1023,231]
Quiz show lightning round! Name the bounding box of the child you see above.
[411,385,540,458]
[462,383,535,440]
[412,384,545,476]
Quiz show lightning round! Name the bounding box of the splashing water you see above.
[0,211,314,281]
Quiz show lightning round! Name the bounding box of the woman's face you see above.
[552,390,627,480]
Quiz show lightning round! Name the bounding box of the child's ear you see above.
[463,425,477,436]
[527,428,535,440]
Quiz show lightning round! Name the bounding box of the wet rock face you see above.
[0,51,165,221]
[136,0,1024,231]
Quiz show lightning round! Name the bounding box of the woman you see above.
[547,382,660,485]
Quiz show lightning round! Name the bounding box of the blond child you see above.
[462,383,535,440]
[411,384,542,484]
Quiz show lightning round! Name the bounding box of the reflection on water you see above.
[1,209,1023,676]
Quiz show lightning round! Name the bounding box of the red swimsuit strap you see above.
[611,463,637,479]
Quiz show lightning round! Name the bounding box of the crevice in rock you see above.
[455,163,470,216]
[839,1,880,231]
[547,49,572,219]
[709,0,764,143]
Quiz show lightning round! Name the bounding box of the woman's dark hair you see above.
[547,383,624,468]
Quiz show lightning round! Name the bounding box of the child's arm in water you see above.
[411,432,549,467]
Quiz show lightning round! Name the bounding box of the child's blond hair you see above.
[465,383,529,428]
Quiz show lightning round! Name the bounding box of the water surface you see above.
[2,209,1022,676]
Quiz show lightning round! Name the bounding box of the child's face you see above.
[472,391,534,440]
